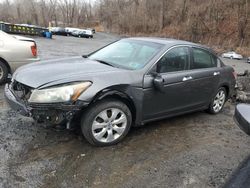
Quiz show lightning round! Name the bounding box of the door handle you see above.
[213,72,220,76]
[182,76,193,82]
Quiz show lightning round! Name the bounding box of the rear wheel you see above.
[81,99,132,146]
[0,61,8,84]
[207,87,227,114]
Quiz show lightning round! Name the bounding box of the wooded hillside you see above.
[0,0,249,52]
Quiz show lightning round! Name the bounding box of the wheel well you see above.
[91,92,137,123]
[0,57,11,74]
[220,85,229,97]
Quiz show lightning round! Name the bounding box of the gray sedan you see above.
[5,38,236,146]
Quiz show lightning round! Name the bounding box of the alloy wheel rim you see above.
[0,66,3,80]
[213,90,226,113]
[92,108,127,143]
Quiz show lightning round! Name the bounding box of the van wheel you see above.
[81,99,132,146]
[0,61,8,84]
[207,87,227,114]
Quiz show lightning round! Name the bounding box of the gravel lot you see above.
[221,58,250,74]
[1,33,250,188]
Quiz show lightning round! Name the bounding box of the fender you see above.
[90,87,143,126]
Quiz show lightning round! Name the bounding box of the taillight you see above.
[31,43,37,57]
[232,70,237,79]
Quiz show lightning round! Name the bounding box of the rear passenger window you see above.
[157,47,189,73]
[191,48,216,69]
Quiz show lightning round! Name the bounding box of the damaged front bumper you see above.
[4,84,30,116]
[4,83,89,125]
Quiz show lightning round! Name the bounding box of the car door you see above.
[184,47,221,107]
[143,46,195,120]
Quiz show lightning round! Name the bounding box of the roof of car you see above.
[126,37,210,50]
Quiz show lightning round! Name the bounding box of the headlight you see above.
[28,82,92,103]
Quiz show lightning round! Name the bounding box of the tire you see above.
[0,61,8,84]
[207,87,227,114]
[230,56,233,59]
[81,99,132,146]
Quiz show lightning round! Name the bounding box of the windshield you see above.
[88,39,163,70]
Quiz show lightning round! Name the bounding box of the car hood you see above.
[13,56,125,88]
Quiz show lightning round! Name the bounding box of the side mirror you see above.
[153,74,165,91]
[234,104,250,135]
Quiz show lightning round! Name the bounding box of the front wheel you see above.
[81,99,132,146]
[207,87,227,114]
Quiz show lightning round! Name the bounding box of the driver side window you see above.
[157,47,190,73]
